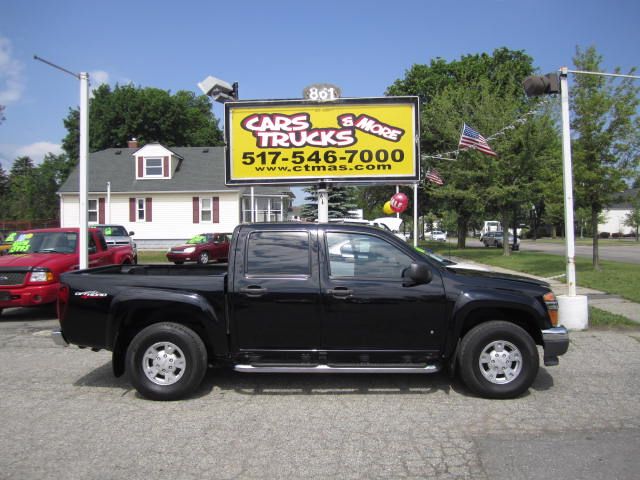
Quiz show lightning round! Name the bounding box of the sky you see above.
[1,0,639,177]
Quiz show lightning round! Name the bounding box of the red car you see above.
[166,233,231,264]
[0,228,135,316]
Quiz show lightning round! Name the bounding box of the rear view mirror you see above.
[403,263,432,286]
[129,231,135,236]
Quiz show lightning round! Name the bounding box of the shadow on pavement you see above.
[0,305,57,322]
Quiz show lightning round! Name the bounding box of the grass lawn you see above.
[138,250,170,264]
[589,307,639,329]
[425,241,640,303]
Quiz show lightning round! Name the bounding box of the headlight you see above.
[183,247,196,253]
[29,270,54,283]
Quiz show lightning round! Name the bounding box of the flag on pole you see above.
[426,168,444,185]
[458,123,497,157]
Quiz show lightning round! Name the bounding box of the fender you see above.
[108,287,227,376]
[444,288,549,358]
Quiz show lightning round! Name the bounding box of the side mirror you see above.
[129,231,135,236]
[403,263,432,286]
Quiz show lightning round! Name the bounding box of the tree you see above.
[387,48,560,249]
[300,185,358,220]
[6,156,39,221]
[36,153,74,221]
[0,164,9,218]
[62,84,224,162]
[571,46,640,268]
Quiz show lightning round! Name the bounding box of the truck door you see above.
[321,230,447,351]
[229,228,322,350]
[88,233,112,267]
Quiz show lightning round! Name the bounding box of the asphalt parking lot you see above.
[1,307,639,479]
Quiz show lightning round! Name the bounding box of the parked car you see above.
[54,223,568,401]
[0,228,135,315]
[166,233,231,264]
[94,225,137,264]
[0,231,19,256]
[482,231,520,250]
[428,230,447,242]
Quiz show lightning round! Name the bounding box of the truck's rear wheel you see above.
[125,322,207,401]
[458,321,539,399]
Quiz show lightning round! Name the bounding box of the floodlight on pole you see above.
[34,55,90,270]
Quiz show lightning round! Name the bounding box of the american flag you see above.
[426,168,444,185]
[458,123,497,157]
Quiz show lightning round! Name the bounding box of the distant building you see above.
[599,188,638,235]
[58,142,294,248]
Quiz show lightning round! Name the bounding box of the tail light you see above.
[543,292,559,327]
[57,285,70,321]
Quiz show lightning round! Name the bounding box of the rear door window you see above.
[246,231,310,276]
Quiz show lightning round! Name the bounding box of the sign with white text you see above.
[224,97,420,185]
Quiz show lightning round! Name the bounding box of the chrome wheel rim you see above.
[200,252,208,263]
[142,342,187,385]
[478,340,522,384]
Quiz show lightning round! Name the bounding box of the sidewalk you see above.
[459,261,640,324]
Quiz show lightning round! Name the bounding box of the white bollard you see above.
[557,295,589,330]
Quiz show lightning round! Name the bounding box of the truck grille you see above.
[0,272,27,286]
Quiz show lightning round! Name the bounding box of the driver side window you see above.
[327,232,413,279]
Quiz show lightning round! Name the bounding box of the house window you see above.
[145,157,163,177]
[88,199,98,223]
[137,198,146,221]
[242,196,285,223]
[201,198,212,222]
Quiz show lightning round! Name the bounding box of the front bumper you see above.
[166,252,195,262]
[51,329,68,347]
[542,326,570,366]
[0,283,59,308]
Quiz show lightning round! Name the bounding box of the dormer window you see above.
[145,157,164,177]
[133,143,182,180]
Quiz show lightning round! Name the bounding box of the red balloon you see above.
[390,193,409,213]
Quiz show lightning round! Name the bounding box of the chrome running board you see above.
[234,364,440,374]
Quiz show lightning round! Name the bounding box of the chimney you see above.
[127,138,138,149]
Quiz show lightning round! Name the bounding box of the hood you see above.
[0,252,71,269]
[449,268,550,288]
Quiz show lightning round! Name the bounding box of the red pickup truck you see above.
[0,228,135,315]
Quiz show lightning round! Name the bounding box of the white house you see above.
[599,188,638,236]
[58,142,294,248]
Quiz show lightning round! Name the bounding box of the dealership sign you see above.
[224,96,420,185]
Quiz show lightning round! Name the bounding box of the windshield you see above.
[8,232,77,254]
[97,226,128,237]
[3,232,18,244]
[186,235,208,244]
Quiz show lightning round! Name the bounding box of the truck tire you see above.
[458,321,539,399]
[198,251,209,264]
[125,322,208,401]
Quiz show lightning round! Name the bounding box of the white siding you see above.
[600,208,633,234]
[60,192,241,246]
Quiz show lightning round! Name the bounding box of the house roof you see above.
[58,146,293,198]
[608,188,639,209]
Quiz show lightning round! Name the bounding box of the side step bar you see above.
[234,364,441,374]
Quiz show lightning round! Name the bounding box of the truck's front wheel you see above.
[459,321,539,399]
[125,322,208,401]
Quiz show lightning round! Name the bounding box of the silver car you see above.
[95,224,138,263]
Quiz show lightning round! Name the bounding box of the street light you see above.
[197,75,248,220]
[34,55,90,270]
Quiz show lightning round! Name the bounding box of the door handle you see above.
[327,287,353,298]
[239,285,267,297]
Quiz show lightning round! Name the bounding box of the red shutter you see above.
[163,156,169,178]
[129,198,136,222]
[212,197,219,223]
[192,197,200,223]
[98,198,105,224]
[137,157,144,177]
[145,198,152,222]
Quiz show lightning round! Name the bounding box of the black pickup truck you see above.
[53,223,569,401]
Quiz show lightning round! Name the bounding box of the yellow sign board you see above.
[224,97,420,185]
